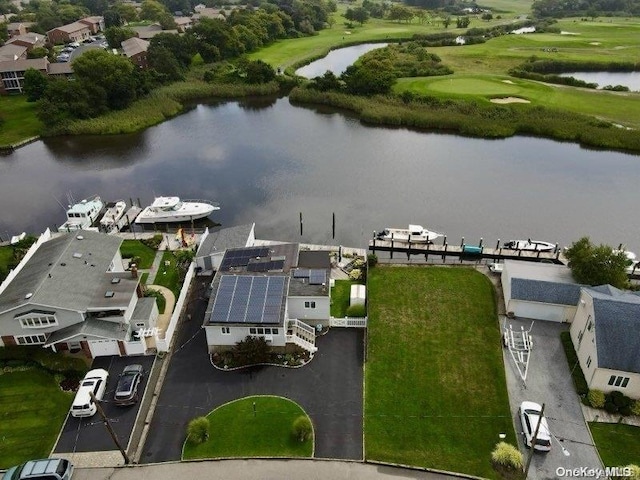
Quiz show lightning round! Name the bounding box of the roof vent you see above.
[73,252,82,258]
[111,278,121,284]
[25,292,33,299]
[60,262,66,266]
[104,291,115,298]
[76,235,84,240]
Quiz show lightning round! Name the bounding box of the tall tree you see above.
[140,0,169,21]
[23,68,49,101]
[564,237,631,289]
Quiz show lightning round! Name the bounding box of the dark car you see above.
[114,364,143,406]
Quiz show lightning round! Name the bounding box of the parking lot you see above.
[502,317,603,479]
[54,355,155,454]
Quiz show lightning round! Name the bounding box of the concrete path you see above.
[147,250,166,282]
[145,284,175,336]
[71,459,470,480]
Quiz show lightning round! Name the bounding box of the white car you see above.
[519,401,552,452]
[68,41,80,48]
[71,368,109,418]
[488,262,503,273]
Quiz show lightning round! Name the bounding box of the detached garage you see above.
[502,260,582,322]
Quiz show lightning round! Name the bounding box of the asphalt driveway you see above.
[502,317,602,479]
[54,354,155,454]
[141,277,364,463]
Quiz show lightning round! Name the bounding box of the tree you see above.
[456,16,470,28]
[291,415,312,442]
[344,6,369,25]
[140,0,169,21]
[232,335,270,365]
[309,70,342,91]
[27,46,48,58]
[481,12,493,20]
[37,79,93,127]
[103,9,123,28]
[564,237,631,289]
[341,61,395,96]
[387,4,413,23]
[115,3,139,22]
[23,68,49,101]
[158,12,177,29]
[241,59,276,84]
[104,25,136,49]
[442,16,451,28]
[186,416,209,444]
[150,32,195,69]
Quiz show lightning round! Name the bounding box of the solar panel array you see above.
[210,275,286,324]
[292,268,310,278]
[220,247,270,270]
[247,259,285,273]
[308,269,327,285]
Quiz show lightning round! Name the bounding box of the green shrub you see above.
[632,400,640,416]
[491,442,523,471]
[187,416,210,444]
[560,332,589,395]
[608,391,631,408]
[346,303,366,317]
[622,465,640,480]
[605,401,618,414]
[0,345,87,374]
[620,405,632,416]
[367,254,378,267]
[349,268,362,280]
[588,389,606,408]
[291,415,312,442]
[141,234,163,250]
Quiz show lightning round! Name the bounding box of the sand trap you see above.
[560,31,580,35]
[502,80,515,84]
[589,42,601,45]
[491,97,530,104]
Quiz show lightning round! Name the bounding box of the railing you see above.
[330,316,368,328]
[155,261,195,352]
[286,319,317,353]
[286,334,318,353]
[184,199,221,209]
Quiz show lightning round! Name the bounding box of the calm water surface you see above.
[1,97,640,253]
[295,43,388,78]
[561,71,640,91]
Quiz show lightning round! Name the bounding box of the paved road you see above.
[140,277,364,463]
[71,459,472,480]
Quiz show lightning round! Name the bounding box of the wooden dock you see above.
[369,238,565,264]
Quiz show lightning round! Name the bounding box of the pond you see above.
[295,43,388,78]
[561,71,640,91]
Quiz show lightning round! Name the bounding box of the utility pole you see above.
[89,391,130,464]
[523,402,545,478]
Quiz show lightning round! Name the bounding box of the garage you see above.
[509,300,569,322]
[89,339,120,357]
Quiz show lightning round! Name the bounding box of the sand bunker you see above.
[589,42,601,45]
[490,97,531,104]
[502,80,515,84]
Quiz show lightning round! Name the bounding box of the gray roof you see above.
[511,278,582,306]
[288,271,330,297]
[0,44,27,61]
[196,223,254,258]
[298,250,331,269]
[586,286,640,374]
[0,231,123,314]
[121,37,149,57]
[132,297,156,321]
[44,317,129,346]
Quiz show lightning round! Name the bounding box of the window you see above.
[249,328,256,334]
[587,315,593,332]
[257,328,264,335]
[577,330,584,344]
[609,375,630,388]
[272,328,278,335]
[221,327,230,335]
[304,301,316,309]
[18,313,58,329]
[586,356,592,368]
[16,334,47,345]
[135,322,146,328]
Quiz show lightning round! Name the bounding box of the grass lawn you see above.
[0,245,16,282]
[0,369,73,469]
[152,251,181,297]
[120,240,156,269]
[182,396,313,459]
[0,96,43,147]
[331,280,359,317]
[589,423,640,467]
[366,266,515,478]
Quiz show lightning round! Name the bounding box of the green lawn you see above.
[331,280,359,317]
[0,369,73,468]
[0,245,16,282]
[120,240,157,269]
[366,266,515,478]
[152,251,181,297]
[182,396,313,459]
[0,96,43,147]
[589,423,640,467]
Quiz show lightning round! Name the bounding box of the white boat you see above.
[135,196,219,224]
[504,239,555,252]
[58,195,104,232]
[99,200,127,234]
[376,224,443,243]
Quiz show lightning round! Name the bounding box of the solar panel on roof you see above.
[308,269,327,285]
[293,268,310,278]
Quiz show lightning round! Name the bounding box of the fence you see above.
[155,261,196,352]
[330,316,368,328]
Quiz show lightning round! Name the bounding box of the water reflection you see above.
[295,43,388,78]
[561,71,640,91]
[42,133,150,167]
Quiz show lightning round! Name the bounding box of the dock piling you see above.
[479,237,483,248]
[460,237,464,248]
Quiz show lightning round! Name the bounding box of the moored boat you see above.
[58,195,104,232]
[376,224,443,243]
[99,200,127,234]
[503,239,555,252]
[135,196,219,224]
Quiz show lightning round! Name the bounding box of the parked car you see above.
[488,262,503,273]
[68,41,80,48]
[61,47,73,53]
[1,458,74,480]
[114,364,143,406]
[56,54,69,63]
[71,368,109,417]
[519,401,552,452]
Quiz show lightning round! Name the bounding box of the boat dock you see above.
[369,236,564,264]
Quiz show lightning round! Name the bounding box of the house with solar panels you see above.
[203,244,331,354]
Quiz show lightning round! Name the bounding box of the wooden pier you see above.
[369,237,565,264]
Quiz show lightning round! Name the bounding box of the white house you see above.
[570,285,640,398]
[195,223,255,273]
[0,230,157,358]
[287,250,331,326]
[502,260,582,322]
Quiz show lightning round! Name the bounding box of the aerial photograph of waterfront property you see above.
[1,0,640,477]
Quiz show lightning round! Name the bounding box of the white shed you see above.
[350,284,366,306]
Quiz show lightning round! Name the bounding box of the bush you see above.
[349,268,362,280]
[291,415,312,442]
[367,254,378,267]
[632,400,640,416]
[588,389,606,408]
[491,442,523,471]
[187,416,210,444]
[608,390,631,408]
[233,336,271,366]
[622,465,640,480]
[141,234,163,250]
[346,303,366,317]
[604,401,618,413]
[620,405,632,416]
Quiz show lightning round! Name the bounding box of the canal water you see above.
[295,43,388,78]
[561,71,640,91]
[2,97,640,254]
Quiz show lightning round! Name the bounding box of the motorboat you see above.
[503,239,555,252]
[99,200,127,234]
[376,224,443,243]
[135,196,220,224]
[58,195,104,232]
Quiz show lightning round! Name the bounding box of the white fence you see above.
[330,316,368,328]
[155,261,196,352]
[286,319,317,353]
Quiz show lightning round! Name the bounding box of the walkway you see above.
[145,284,175,339]
[70,459,473,480]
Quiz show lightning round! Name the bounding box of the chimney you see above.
[131,263,138,278]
